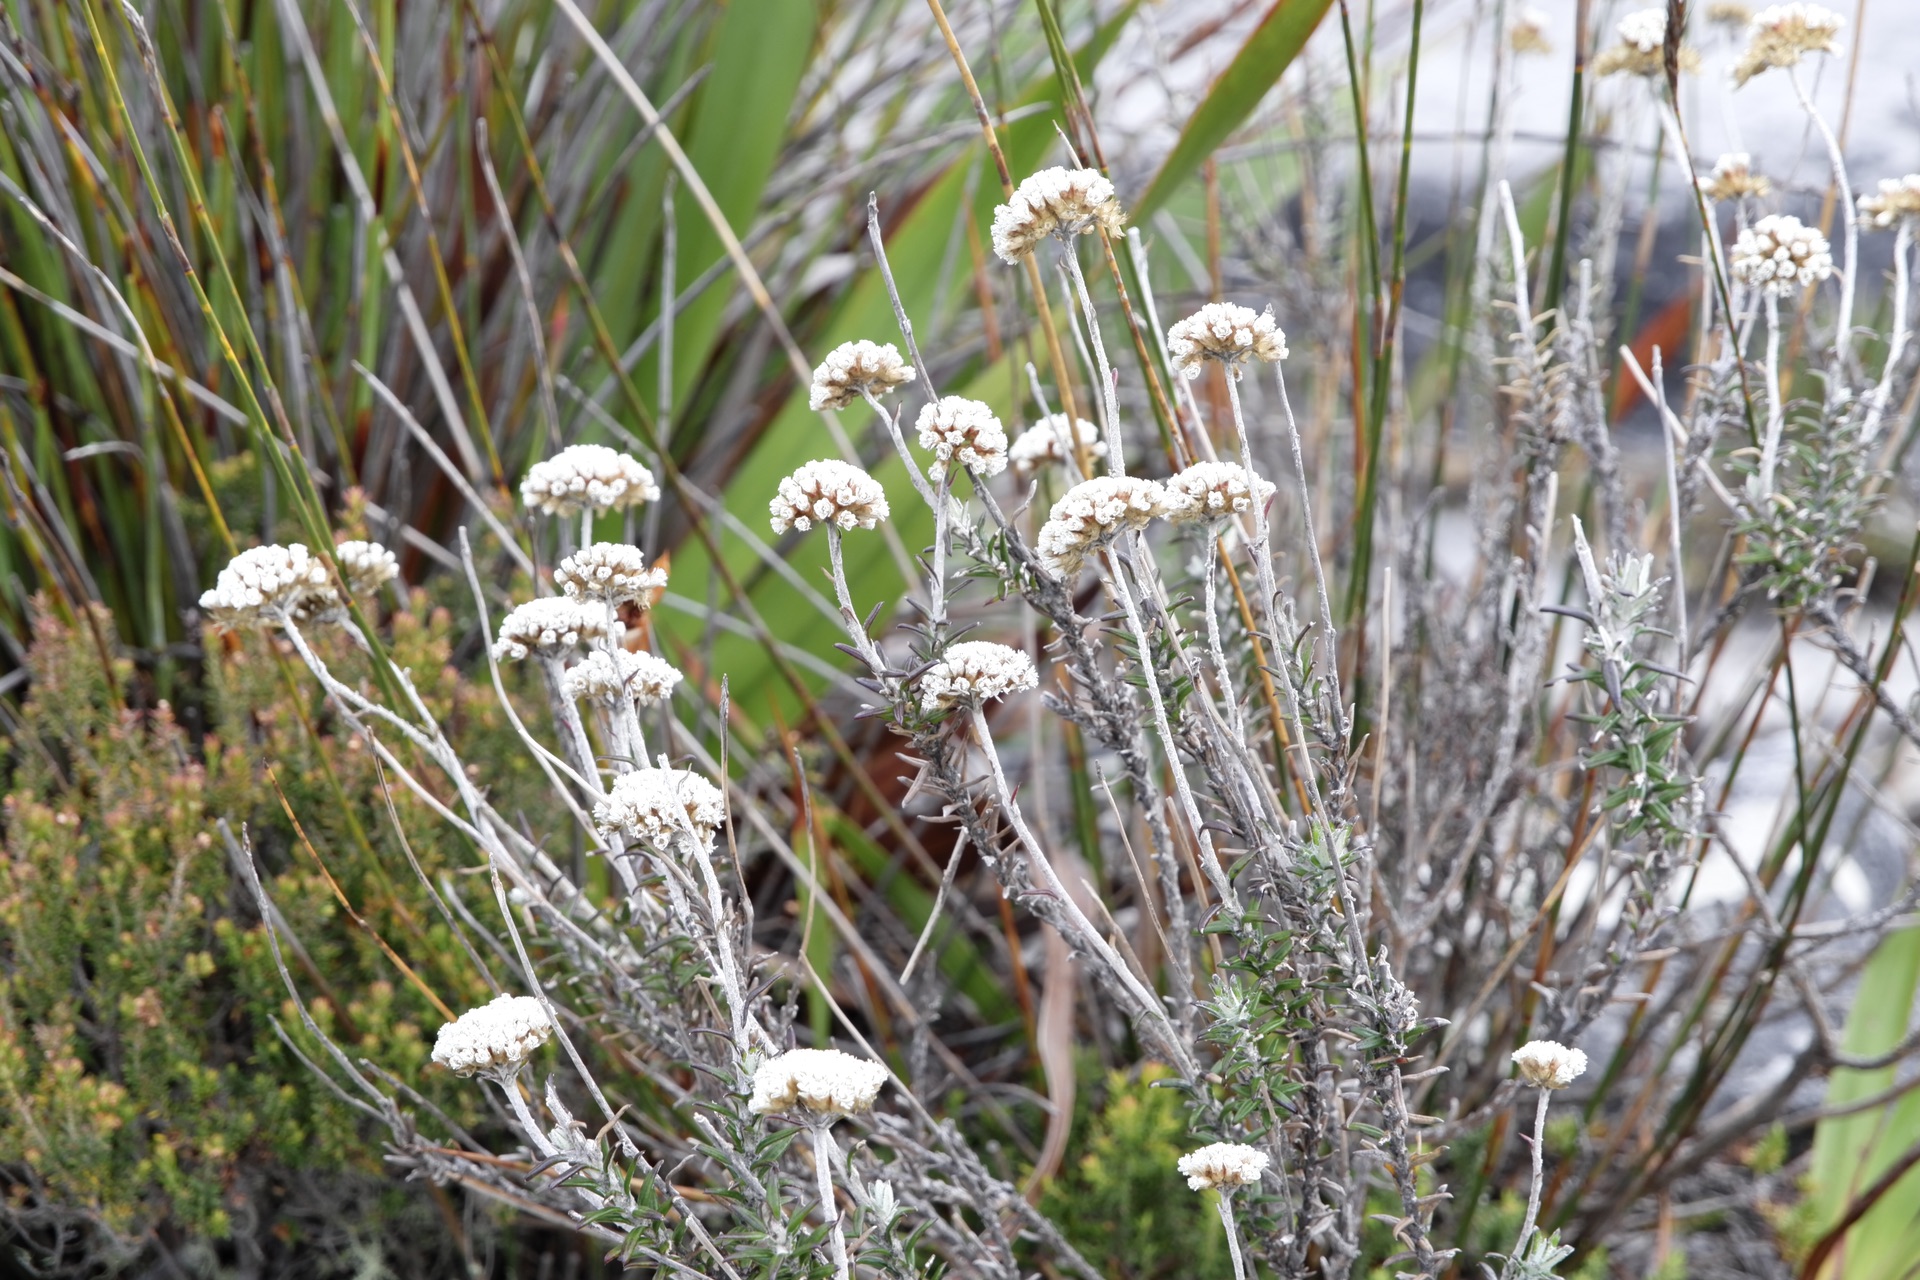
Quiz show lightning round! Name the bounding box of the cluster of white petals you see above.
[431,994,553,1079]
[990,167,1125,264]
[1733,2,1843,86]
[1698,152,1771,202]
[769,460,890,534]
[520,444,659,517]
[1178,1142,1270,1192]
[561,648,683,706]
[918,642,1038,714]
[1859,175,1920,230]
[748,1048,889,1118]
[1617,6,1667,51]
[1008,415,1105,476]
[809,340,916,412]
[1165,461,1277,526]
[593,766,726,852]
[1036,476,1188,577]
[1167,303,1289,378]
[492,597,610,661]
[916,397,1009,479]
[1512,1040,1589,1090]
[1592,8,1698,76]
[1732,214,1834,295]
[555,542,667,606]
[334,540,400,597]
[200,544,333,628]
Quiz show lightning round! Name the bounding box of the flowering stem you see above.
[1863,220,1913,442]
[1202,539,1248,744]
[1503,1087,1553,1280]
[931,469,951,630]
[812,1121,851,1280]
[1217,1192,1250,1280]
[1758,292,1784,498]
[1060,244,1122,476]
[865,387,934,507]
[497,1071,557,1160]
[1787,66,1857,373]
[825,526,889,678]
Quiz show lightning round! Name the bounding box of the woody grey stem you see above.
[1217,1192,1250,1280]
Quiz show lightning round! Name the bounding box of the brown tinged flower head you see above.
[1859,175,1920,230]
[1512,1040,1588,1090]
[520,444,660,517]
[199,543,334,629]
[918,641,1038,715]
[1592,8,1700,77]
[808,339,916,412]
[492,597,611,662]
[748,1048,889,1119]
[1164,461,1277,527]
[1035,475,1191,577]
[555,542,667,607]
[334,540,400,598]
[990,166,1125,264]
[916,396,1009,480]
[1178,1142,1269,1192]
[1167,303,1289,378]
[1698,152,1772,202]
[593,766,725,853]
[1008,415,1105,476]
[769,460,890,535]
[431,994,553,1080]
[561,648,683,707]
[1708,1,1755,30]
[1731,214,1834,295]
[1733,3,1843,86]
[1509,7,1552,56]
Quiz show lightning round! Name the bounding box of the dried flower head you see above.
[1731,214,1834,295]
[593,766,726,852]
[520,444,659,517]
[1708,1,1755,29]
[990,166,1125,264]
[808,340,916,412]
[1593,8,1700,76]
[561,648,683,707]
[200,544,334,628]
[769,460,890,534]
[1036,476,1189,577]
[916,397,1009,480]
[918,641,1039,714]
[1178,1142,1270,1192]
[1165,461,1277,526]
[1167,303,1289,378]
[334,540,400,597]
[431,994,553,1079]
[1509,7,1552,55]
[555,542,667,607]
[1512,1040,1589,1089]
[748,1048,889,1118]
[1698,152,1772,202]
[492,597,611,662]
[1859,175,1920,230]
[1733,3,1844,86]
[1009,415,1105,476]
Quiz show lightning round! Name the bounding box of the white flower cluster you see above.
[1167,303,1289,378]
[555,542,666,607]
[1698,152,1771,202]
[809,340,916,412]
[431,994,553,1079]
[1008,415,1105,476]
[593,766,726,852]
[1592,8,1698,76]
[492,597,610,661]
[916,397,1009,480]
[561,648,683,706]
[1165,461,1277,526]
[918,642,1038,714]
[990,167,1125,264]
[334,540,400,597]
[1511,1040,1588,1090]
[1177,1142,1269,1192]
[769,460,890,534]
[1734,2,1843,85]
[1617,7,1667,51]
[520,444,659,517]
[200,544,333,628]
[1860,175,1920,230]
[1731,214,1834,295]
[748,1048,889,1118]
[1036,475,1189,577]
